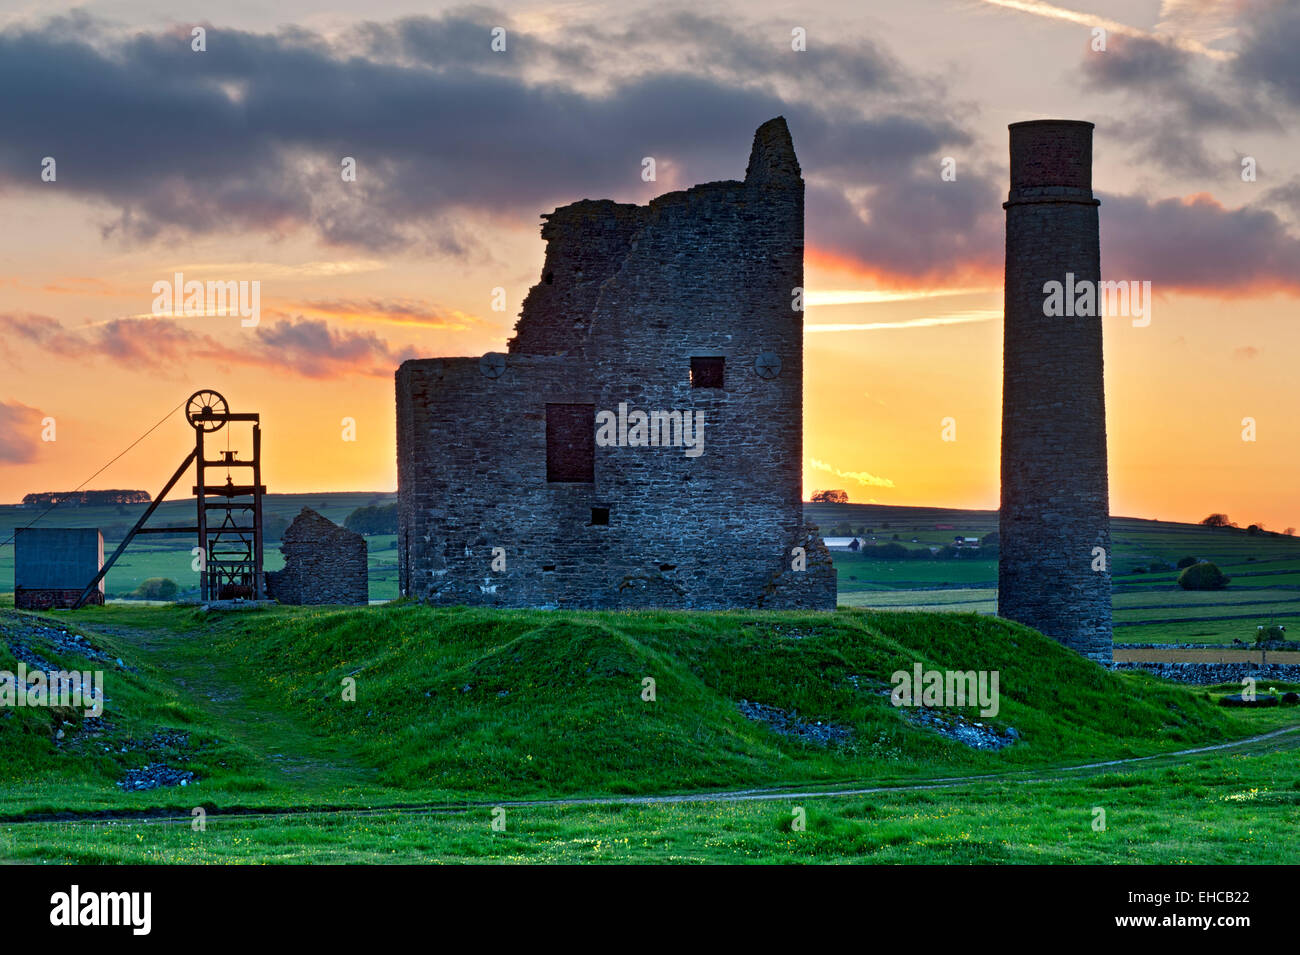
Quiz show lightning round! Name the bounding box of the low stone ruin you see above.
[265,508,367,605]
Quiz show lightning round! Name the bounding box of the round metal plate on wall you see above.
[479,352,507,378]
[754,352,782,379]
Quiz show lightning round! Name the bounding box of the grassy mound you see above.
[4,602,1293,814]
[203,603,1258,798]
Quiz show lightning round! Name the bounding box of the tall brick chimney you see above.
[998,120,1112,662]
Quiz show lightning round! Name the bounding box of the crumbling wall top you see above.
[744,116,800,187]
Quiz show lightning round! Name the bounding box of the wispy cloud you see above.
[810,457,895,488]
[804,309,1001,333]
[805,288,993,307]
[976,0,1233,60]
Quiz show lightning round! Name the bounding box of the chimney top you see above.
[1008,119,1095,194]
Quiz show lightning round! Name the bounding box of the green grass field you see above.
[8,743,1297,863]
[806,504,1300,645]
[2,600,1299,862]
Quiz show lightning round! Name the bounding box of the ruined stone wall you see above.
[265,508,368,605]
[998,120,1112,661]
[397,118,835,609]
[507,200,647,356]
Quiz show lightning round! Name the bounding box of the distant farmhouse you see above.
[396,118,835,610]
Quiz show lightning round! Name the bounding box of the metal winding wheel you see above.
[186,389,228,432]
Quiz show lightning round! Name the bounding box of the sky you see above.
[0,0,1297,530]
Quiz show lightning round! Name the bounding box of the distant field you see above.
[3,496,1297,626]
[809,504,1300,646]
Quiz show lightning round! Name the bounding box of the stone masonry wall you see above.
[266,508,368,605]
[397,118,835,609]
[999,120,1112,661]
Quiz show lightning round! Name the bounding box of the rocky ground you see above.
[737,700,854,746]
[2,612,199,792]
[907,708,1019,750]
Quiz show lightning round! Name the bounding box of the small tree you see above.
[1178,561,1231,591]
[131,577,179,600]
[1200,513,1231,528]
[810,489,849,504]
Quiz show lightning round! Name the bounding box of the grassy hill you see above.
[3,601,1294,817]
[3,600,1299,863]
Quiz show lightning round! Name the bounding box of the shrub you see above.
[1256,625,1287,645]
[344,503,398,536]
[131,577,179,600]
[1176,556,1198,569]
[1177,562,1231,591]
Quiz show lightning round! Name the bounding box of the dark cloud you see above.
[5,7,1297,296]
[1100,191,1300,293]
[1264,177,1300,222]
[1234,0,1300,107]
[253,318,419,377]
[808,171,1002,285]
[0,400,46,464]
[0,313,414,378]
[1079,3,1300,175]
[0,9,983,280]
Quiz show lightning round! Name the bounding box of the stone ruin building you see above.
[999,120,1112,661]
[396,117,836,609]
[265,508,368,606]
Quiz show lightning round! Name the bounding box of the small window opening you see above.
[591,507,610,526]
[690,356,725,388]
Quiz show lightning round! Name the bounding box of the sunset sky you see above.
[1,0,1297,530]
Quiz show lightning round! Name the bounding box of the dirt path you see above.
[82,617,375,792]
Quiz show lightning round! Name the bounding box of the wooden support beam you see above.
[73,449,197,609]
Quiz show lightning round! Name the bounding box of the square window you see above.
[690,356,725,388]
[591,507,610,526]
[546,403,595,483]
